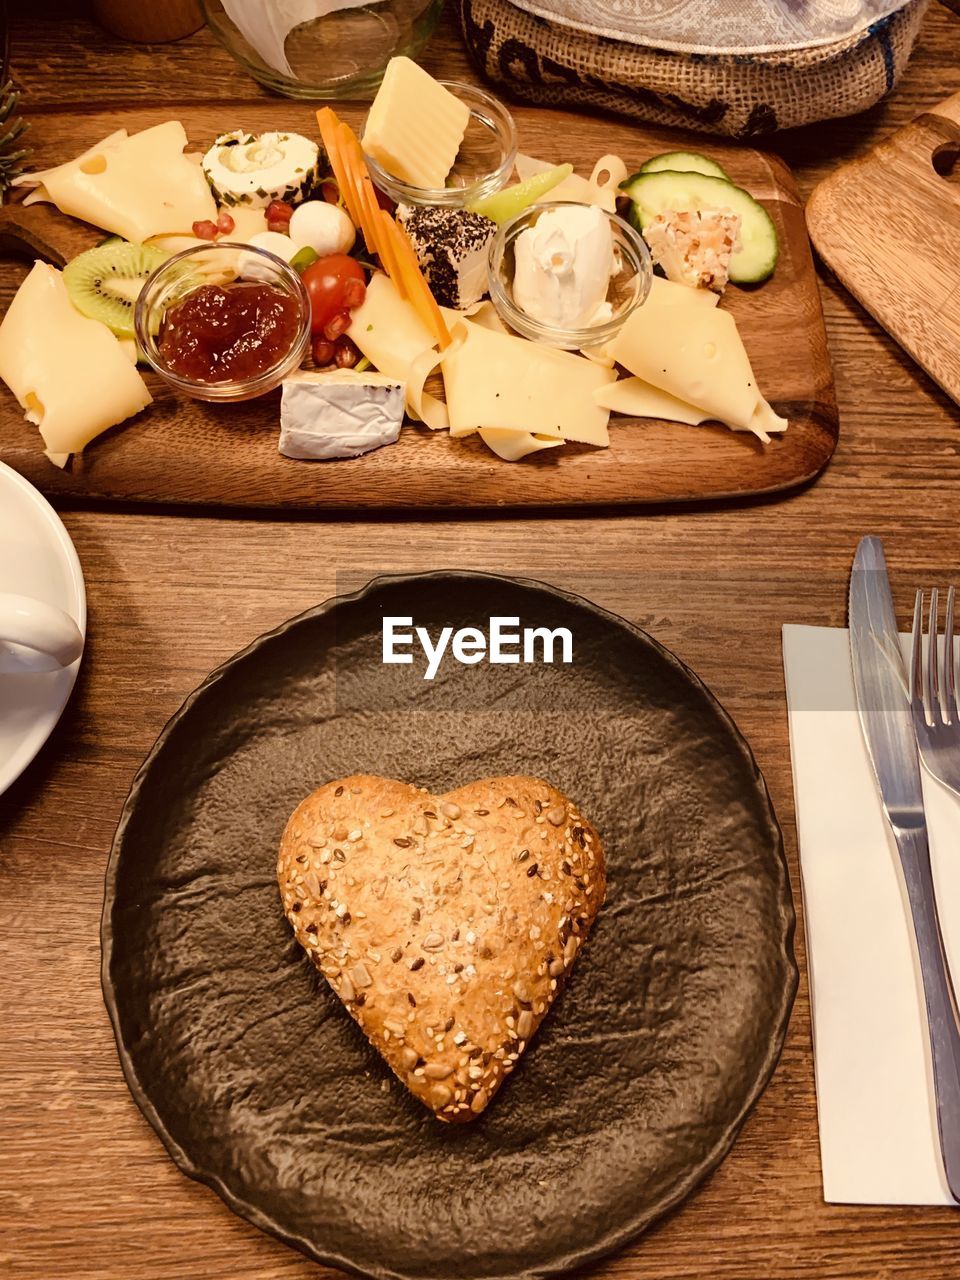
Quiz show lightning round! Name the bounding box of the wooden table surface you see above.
[2,3,960,1277]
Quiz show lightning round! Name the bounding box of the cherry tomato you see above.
[334,336,360,369]
[311,337,336,366]
[216,210,235,235]
[266,199,293,224]
[301,254,366,336]
[192,219,218,241]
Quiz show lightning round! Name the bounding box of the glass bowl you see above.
[135,242,311,403]
[487,202,653,351]
[200,0,443,99]
[362,81,517,208]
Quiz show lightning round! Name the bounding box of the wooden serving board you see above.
[806,90,960,409]
[0,103,836,511]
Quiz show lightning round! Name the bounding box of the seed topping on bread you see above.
[277,774,605,1122]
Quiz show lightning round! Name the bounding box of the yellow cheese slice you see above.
[0,262,152,456]
[594,377,711,425]
[647,275,720,308]
[452,300,509,334]
[439,316,615,444]
[515,153,622,213]
[15,129,128,186]
[589,155,629,209]
[478,429,565,462]
[346,272,448,429]
[595,376,788,443]
[608,299,759,430]
[747,398,789,444]
[580,343,617,368]
[225,206,269,242]
[14,121,217,241]
[362,57,470,190]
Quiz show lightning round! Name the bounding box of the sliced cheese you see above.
[15,129,129,186]
[14,121,217,242]
[515,153,626,213]
[223,205,269,243]
[362,57,470,190]
[589,155,629,208]
[608,298,758,430]
[580,343,617,368]
[348,271,435,378]
[0,262,152,456]
[747,398,789,444]
[457,299,509,334]
[478,429,565,462]
[594,377,711,425]
[440,315,615,444]
[346,272,447,429]
[146,234,207,256]
[648,274,720,308]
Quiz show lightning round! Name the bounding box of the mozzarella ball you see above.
[289,201,356,257]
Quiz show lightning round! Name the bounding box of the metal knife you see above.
[850,535,960,1203]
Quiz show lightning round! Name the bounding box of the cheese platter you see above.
[0,65,837,511]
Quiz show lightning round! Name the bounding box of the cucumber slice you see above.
[620,170,778,284]
[637,151,729,180]
[466,163,573,224]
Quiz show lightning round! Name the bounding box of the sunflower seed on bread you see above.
[277,774,605,1122]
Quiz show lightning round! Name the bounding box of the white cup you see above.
[0,593,85,674]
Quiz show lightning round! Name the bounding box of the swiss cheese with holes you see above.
[277,774,605,1122]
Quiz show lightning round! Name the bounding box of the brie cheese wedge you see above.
[279,369,405,460]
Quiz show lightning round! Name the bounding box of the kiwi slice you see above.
[63,240,168,339]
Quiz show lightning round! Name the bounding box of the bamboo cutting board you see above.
[0,103,837,511]
[806,90,960,408]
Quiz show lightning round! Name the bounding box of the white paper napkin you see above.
[783,624,960,1206]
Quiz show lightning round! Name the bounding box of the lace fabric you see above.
[505,0,912,53]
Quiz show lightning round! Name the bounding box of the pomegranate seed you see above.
[323,310,352,342]
[342,277,366,310]
[321,180,340,205]
[192,219,218,241]
[267,219,291,235]
[334,337,360,369]
[312,337,336,366]
[216,209,235,235]
[265,199,293,223]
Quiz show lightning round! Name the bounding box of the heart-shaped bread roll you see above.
[278,775,605,1122]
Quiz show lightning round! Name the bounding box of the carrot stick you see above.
[316,108,361,228]
[388,217,451,349]
[317,108,450,347]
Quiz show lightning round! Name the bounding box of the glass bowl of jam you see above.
[135,242,311,402]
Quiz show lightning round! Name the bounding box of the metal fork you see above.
[910,586,960,797]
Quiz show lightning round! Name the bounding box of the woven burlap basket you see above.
[454,0,930,136]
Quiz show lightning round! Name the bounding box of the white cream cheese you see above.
[512,204,614,329]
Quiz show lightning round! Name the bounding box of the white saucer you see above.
[0,462,86,795]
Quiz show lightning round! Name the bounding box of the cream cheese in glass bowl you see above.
[488,201,652,350]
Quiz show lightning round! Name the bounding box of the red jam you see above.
[158,282,301,383]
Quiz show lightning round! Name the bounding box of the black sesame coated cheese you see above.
[398,205,497,310]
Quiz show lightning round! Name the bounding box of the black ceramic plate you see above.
[102,573,796,1280]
